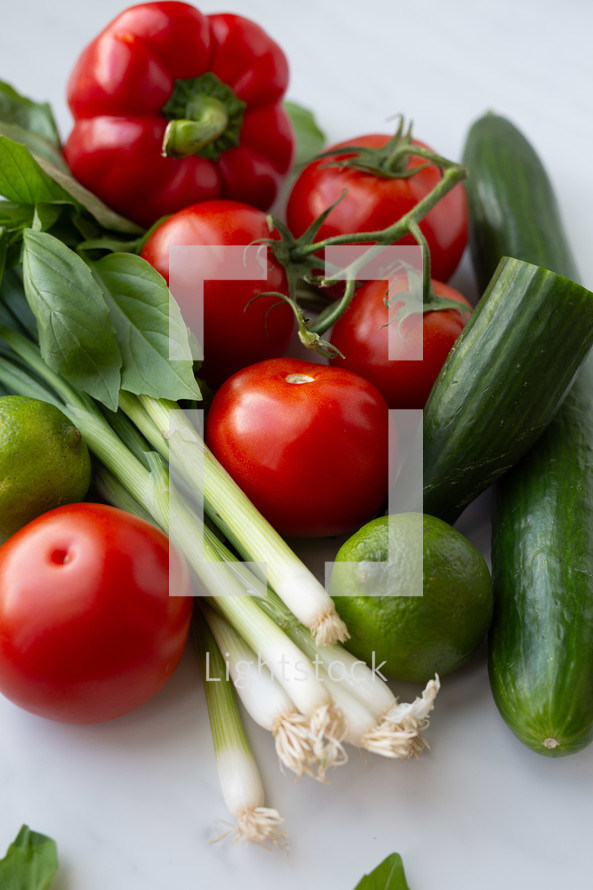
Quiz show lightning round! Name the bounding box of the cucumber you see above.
[462,112,579,289]
[463,112,593,756]
[422,257,593,524]
[490,361,593,755]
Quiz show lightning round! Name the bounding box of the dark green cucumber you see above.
[422,257,593,524]
[463,112,593,756]
[463,112,579,289]
[490,362,593,755]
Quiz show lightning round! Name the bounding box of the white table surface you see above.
[1,1,593,888]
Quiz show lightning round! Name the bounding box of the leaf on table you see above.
[93,252,200,402]
[284,100,326,170]
[0,824,59,890]
[353,853,412,890]
[22,228,122,411]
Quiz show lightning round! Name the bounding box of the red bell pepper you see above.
[63,1,295,227]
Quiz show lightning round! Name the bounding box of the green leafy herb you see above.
[354,853,411,890]
[0,202,33,230]
[0,81,61,146]
[0,825,58,890]
[32,152,142,236]
[0,122,68,173]
[0,136,140,238]
[92,252,200,401]
[0,81,67,173]
[0,83,140,234]
[283,100,326,170]
[0,268,37,337]
[0,137,73,205]
[22,228,122,410]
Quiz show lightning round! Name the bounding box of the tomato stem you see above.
[290,159,467,264]
[407,221,432,304]
[307,277,357,336]
[314,116,449,180]
[260,157,468,353]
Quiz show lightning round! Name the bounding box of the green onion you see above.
[202,589,346,774]
[253,586,441,756]
[194,614,287,846]
[0,326,437,772]
[119,392,350,646]
[195,529,439,762]
[201,602,320,779]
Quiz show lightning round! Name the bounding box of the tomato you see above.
[286,133,468,283]
[141,200,294,388]
[329,277,471,409]
[0,503,193,724]
[205,357,390,538]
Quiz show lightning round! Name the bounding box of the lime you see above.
[329,512,493,682]
[0,395,91,538]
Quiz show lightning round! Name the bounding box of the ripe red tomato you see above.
[0,503,193,724]
[205,357,391,538]
[141,200,294,388]
[286,133,468,283]
[329,277,471,409]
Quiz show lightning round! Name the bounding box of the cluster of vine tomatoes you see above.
[139,132,470,538]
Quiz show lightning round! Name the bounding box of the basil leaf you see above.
[93,253,200,401]
[0,201,34,230]
[0,122,69,173]
[284,100,326,170]
[31,202,66,234]
[0,226,7,282]
[0,135,141,236]
[0,824,58,890]
[33,154,142,236]
[0,213,28,277]
[354,853,411,890]
[0,138,72,205]
[0,81,68,172]
[0,81,60,146]
[22,229,122,410]
[0,268,37,337]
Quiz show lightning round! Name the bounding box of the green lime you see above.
[329,512,493,683]
[0,395,91,538]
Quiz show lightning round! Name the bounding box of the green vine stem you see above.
[264,148,467,355]
[290,157,466,265]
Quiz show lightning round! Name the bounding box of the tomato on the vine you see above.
[141,200,294,388]
[0,503,193,724]
[329,277,471,409]
[286,133,468,283]
[205,357,391,538]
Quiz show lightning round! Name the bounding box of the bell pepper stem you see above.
[162,98,229,159]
